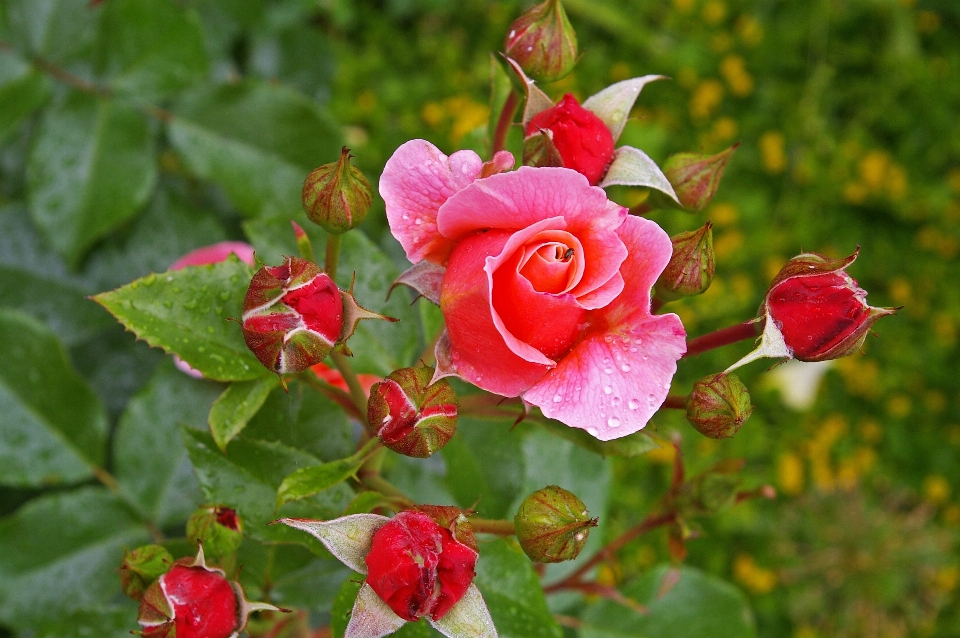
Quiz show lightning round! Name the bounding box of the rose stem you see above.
[358,474,415,509]
[542,511,677,594]
[660,395,687,410]
[324,234,341,276]
[469,517,517,536]
[682,319,763,358]
[492,90,519,155]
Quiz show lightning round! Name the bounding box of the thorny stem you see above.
[683,319,763,358]
[469,517,517,536]
[492,90,519,156]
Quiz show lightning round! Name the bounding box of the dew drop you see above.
[603,366,614,374]
[603,385,612,395]
[553,394,562,403]
[607,416,621,428]
[587,427,598,436]
[403,213,410,220]
[621,363,632,372]
[629,347,638,352]
[612,396,622,407]
[628,399,640,410]
[414,217,423,225]
[604,335,613,343]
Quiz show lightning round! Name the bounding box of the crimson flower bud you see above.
[525,93,615,185]
[764,250,898,362]
[137,546,284,638]
[514,485,597,563]
[302,146,373,235]
[186,506,243,559]
[655,222,715,301]
[367,367,458,458]
[659,143,739,212]
[241,257,343,374]
[504,0,578,83]
[120,545,174,601]
[686,373,752,439]
[364,509,478,622]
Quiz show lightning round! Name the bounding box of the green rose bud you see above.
[120,544,174,601]
[504,0,578,83]
[514,485,597,563]
[655,222,715,301]
[686,373,753,439]
[186,506,244,559]
[302,147,373,235]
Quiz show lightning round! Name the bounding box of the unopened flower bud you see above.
[302,147,373,235]
[660,143,739,212]
[764,250,898,362]
[137,546,284,638]
[186,506,243,559]
[365,509,478,622]
[686,373,752,439]
[514,485,598,563]
[241,257,343,374]
[655,222,715,301]
[504,0,578,83]
[368,367,458,458]
[120,545,174,601]
[525,93,615,185]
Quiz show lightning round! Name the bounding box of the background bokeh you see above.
[1,0,958,636]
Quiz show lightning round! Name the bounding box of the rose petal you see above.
[344,583,407,638]
[442,231,551,397]
[380,140,485,264]
[524,216,686,439]
[170,241,256,270]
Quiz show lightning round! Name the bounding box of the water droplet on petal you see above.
[621,363,631,372]
[628,399,640,410]
[607,417,621,428]
[603,366,614,374]
[612,396,622,407]
[587,427,598,436]
[553,394,562,403]
[603,385,612,395]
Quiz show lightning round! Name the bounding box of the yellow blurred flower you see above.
[710,202,739,227]
[733,554,778,594]
[888,276,912,305]
[777,452,805,496]
[713,230,743,259]
[923,475,951,506]
[609,61,632,82]
[690,79,725,120]
[759,131,787,174]
[934,567,959,592]
[672,0,696,14]
[886,394,912,418]
[947,168,960,194]
[843,182,868,205]
[702,0,727,24]
[932,313,956,347]
[720,55,755,97]
[735,15,764,46]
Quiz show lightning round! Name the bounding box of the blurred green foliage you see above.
[0,0,958,637]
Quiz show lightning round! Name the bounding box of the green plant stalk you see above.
[469,517,517,536]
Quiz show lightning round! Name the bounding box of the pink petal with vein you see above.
[524,216,686,439]
[170,241,255,270]
[380,140,486,264]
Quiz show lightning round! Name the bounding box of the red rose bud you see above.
[368,367,458,458]
[241,257,343,374]
[364,510,478,622]
[504,0,578,83]
[186,506,243,559]
[514,485,597,563]
[525,93,615,185]
[686,373,752,439]
[654,143,739,212]
[302,146,373,235]
[764,250,898,362]
[120,545,174,601]
[655,222,715,301]
[137,546,284,638]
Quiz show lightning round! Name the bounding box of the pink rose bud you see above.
[241,257,344,374]
[137,546,284,638]
[686,373,752,439]
[504,0,578,83]
[657,143,739,212]
[302,146,373,235]
[367,367,458,458]
[364,509,478,622]
[120,545,174,602]
[186,506,243,559]
[514,485,597,563]
[525,93,615,185]
[764,251,898,362]
[655,222,715,301]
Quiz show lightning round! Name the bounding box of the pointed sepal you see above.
[582,75,667,142]
[429,584,498,638]
[725,315,790,373]
[501,56,555,127]
[599,146,680,203]
[344,583,408,638]
[390,261,446,305]
[340,278,399,344]
[274,514,389,574]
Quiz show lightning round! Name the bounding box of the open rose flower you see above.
[381,140,686,440]
[276,509,496,638]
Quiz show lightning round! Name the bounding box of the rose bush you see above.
[381,140,687,440]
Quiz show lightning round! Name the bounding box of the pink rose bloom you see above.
[170,242,256,378]
[380,140,686,440]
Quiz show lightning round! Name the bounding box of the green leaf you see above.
[474,539,563,638]
[209,374,280,451]
[0,309,107,487]
[96,0,208,100]
[276,439,380,508]
[0,487,150,626]
[0,203,114,347]
[0,50,51,143]
[237,542,349,614]
[114,361,222,526]
[181,428,353,548]
[168,80,342,218]
[579,564,757,638]
[4,0,98,61]
[536,419,660,458]
[28,604,138,638]
[92,255,262,382]
[441,416,525,518]
[27,90,157,266]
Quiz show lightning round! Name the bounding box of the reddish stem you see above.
[661,395,686,410]
[683,319,762,358]
[629,202,653,216]
[492,91,519,155]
